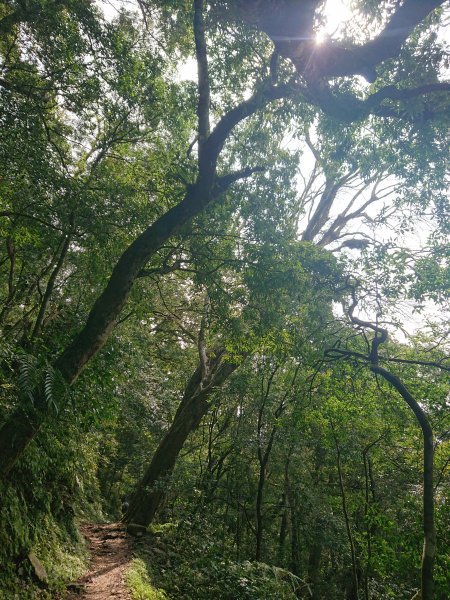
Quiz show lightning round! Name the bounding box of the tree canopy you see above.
[0,1,449,599]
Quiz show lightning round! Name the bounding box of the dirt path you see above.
[66,523,132,600]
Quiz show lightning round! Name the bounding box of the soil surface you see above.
[66,523,132,600]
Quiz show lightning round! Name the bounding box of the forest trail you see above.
[66,523,132,600]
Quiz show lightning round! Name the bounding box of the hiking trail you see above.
[66,523,132,600]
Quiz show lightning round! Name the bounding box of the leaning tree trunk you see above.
[0,0,288,477]
[123,386,209,527]
[123,352,238,527]
[371,365,436,600]
[0,78,288,477]
[0,184,213,476]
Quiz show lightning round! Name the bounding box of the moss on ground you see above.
[125,558,169,600]
[0,518,88,599]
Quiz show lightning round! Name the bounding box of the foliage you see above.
[130,518,300,600]
[0,0,449,599]
[0,490,88,599]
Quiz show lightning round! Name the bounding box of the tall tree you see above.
[0,0,448,485]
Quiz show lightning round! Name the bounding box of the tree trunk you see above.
[285,472,301,576]
[124,389,209,526]
[277,492,288,565]
[124,352,238,527]
[363,452,372,600]
[0,79,284,476]
[308,543,323,600]
[362,437,382,600]
[371,366,436,600]
[331,422,359,600]
[254,458,265,561]
[290,501,301,577]
[30,232,71,341]
[255,423,277,561]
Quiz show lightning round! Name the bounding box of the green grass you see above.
[125,558,170,600]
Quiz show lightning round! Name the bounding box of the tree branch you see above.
[137,261,181,278]
[194,0,211,167]
[236,0,445,82]
[214,166,265,195]
[312,1,445,79]
[204,81,299,164]
[367,82,450,106]
[325,348,450,373]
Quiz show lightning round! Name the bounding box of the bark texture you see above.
[123,350,238,527]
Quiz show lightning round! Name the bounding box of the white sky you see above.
[318,0,353,41]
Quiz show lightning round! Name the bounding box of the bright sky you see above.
[318,0,353,42]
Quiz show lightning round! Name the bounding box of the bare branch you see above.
[302,170,358,242]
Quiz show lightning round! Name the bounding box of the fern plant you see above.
[0,341,69,415]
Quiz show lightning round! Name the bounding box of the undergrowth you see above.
[125,559,169,600]
[128,518,302,600]
[0,510,88,599]
[0,342,106,598]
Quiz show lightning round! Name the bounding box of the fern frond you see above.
[18,354,38,403]
[44,368,57,412]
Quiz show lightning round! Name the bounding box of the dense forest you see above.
[0,0,449,599]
